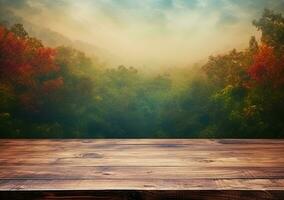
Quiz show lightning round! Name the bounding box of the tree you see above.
[9,24,28,39]
[248,44,284,88]
[253,9,284,49]
[0,24,63,136]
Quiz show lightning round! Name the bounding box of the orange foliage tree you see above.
[0,25,63,113]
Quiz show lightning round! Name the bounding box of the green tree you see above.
[253,9,284,49]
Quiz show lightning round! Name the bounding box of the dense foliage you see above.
[0,10,283,138]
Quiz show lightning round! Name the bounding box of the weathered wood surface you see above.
[0,139,283,200]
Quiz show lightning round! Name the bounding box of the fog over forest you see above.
[1,0,283,67]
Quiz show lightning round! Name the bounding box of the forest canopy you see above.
[0,9,283,138]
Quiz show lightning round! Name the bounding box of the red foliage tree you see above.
[248,44,284,88]
[0,25,63,112]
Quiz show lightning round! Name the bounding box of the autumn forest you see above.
[0,5,284,138]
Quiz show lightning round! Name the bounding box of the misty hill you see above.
[0,7,111,63]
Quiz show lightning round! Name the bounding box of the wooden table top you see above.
[0,139,284,199]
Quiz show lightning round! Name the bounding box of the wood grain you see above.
[0,139,283,199]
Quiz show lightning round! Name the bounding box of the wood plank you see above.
[0,139,283,199]
[1,179,284,190]
[0,166,284,179]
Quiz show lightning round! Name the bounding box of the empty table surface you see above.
[0,139,284,199]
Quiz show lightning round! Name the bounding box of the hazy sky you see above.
[2,0,284,67]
